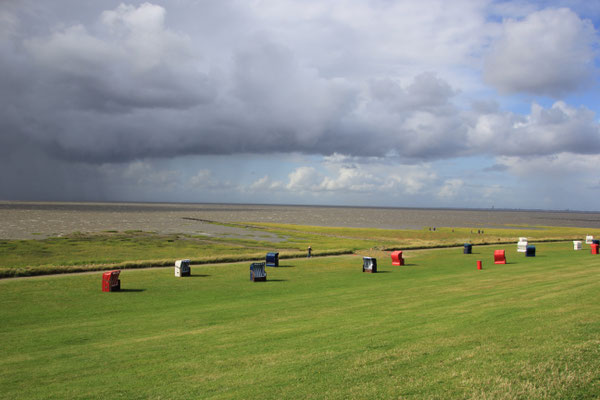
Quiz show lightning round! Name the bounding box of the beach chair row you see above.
[102,236,599,289]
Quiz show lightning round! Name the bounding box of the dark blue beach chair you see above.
[266,252,279,267]
[250,262,267,281]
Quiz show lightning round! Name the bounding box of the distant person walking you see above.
[307,246,312,258]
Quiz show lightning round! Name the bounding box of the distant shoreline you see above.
[2,201,600,240]
[0,200,598,214]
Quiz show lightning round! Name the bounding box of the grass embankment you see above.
[0,230,351,278]
[0,224,597,278]
[0,242,598,398]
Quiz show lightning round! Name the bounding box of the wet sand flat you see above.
[1,201,600,240]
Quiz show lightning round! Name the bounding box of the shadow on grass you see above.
[375,270,392,273]
[266,279,288,282]
[276,265,295,268]
[118,288,146,292]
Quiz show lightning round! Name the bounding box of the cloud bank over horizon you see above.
[1,0,600,210]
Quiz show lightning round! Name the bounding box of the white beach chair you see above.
[175,259,191,277]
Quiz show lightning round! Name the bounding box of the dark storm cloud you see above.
[1,1,600,171]
[0,5,467,165]
[0,140,111,201]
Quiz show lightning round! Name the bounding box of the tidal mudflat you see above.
[1,201,600,240]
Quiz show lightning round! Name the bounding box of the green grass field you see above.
[1,242,599,399]
[1,223,596,277]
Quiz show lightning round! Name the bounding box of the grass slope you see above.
[1,242,599,399]
[1,224,597,277]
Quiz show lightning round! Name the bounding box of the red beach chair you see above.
[391,251,404,266]
[494,250,506,264]
[102,270,121,292]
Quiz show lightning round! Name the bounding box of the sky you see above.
[1,0,600,210]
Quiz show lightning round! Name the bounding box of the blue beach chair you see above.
[266,252,279,267]
[250,262,267,282]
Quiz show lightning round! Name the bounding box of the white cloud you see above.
[482,184,504,199]
[320,166,378,192]
[25,25,113,75]
[250,0,491,76]
[189,169,235,190]
[283,155,439,197]
[468,101,600,156]
[484,8,597,97]
[117,161,181,189]
[385,167,438,195]
[437,178,464,199]
[99,3,192,71]
[497,153,600,178]
[248,175,284,191]
[286,166,322,191]
[24,3,211,112]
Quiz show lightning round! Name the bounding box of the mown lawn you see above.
[1,242,598,399]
